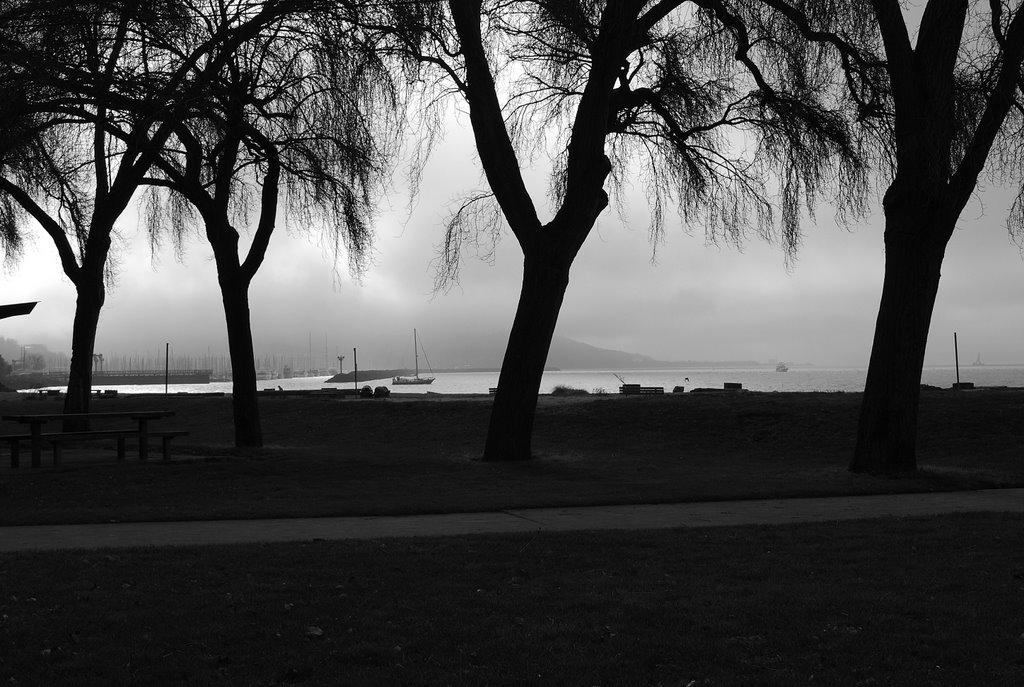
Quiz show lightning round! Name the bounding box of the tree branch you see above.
[951,4,1024,209]
[0,176,81,282]
[448,0,541,247]
[869,0,914,98]
[239,124,281,282]
[690,0,776,97]
[637,0,684,36]
[916,0,969,70]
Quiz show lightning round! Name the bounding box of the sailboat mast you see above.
[414,329,419,377]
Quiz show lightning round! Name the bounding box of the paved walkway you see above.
[1,488,1022,552]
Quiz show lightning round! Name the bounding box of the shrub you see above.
[550,384,589,396]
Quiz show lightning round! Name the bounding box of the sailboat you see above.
[392,329,435,385]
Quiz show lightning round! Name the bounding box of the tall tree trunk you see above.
[483,254,571,461]
[62,270,105,430]
[218,268,263,448]
[851,212,953,474]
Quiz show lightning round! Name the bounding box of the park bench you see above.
[619,384,664,395]
[2,411,188,468]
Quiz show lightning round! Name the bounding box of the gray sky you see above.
[3,110,1024,370]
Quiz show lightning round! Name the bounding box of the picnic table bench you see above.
[2,411,187,468]
[619,384,664,395]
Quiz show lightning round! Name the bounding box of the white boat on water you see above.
[392,329,435,385]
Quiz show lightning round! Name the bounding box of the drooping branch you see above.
[448,0,541,245]
[951,4,1024,209]
[238,124,281,282]
[0,175,81,280]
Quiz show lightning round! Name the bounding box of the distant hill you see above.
[546,336,661,369]
[547,336,764,370]
[428,333,765,370]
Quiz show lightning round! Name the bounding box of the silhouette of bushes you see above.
[550,385,589,396]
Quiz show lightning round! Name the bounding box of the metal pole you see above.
[954,332,960,386]
[165,342,170,395]
[353,347,358,391]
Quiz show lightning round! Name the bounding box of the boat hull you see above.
[392,376,434,385]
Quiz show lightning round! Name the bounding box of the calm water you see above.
[32,365,1024,395]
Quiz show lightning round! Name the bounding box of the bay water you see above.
[34,365,1024,396]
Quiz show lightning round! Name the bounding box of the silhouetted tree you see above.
[0,0,92,269]
[1,1,188,422]
[0,0,316,423]
[732,0,1024,473]
[846,0,1024,473]
[141,3,399,446]
[386,1,871,460]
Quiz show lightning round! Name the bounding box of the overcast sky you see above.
[4,116,1023,372]
[5,33,1024,372]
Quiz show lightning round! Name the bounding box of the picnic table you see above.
[2,410,184,468]
[618,384,664,395]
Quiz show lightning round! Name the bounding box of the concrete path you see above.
[1,488,1022,552]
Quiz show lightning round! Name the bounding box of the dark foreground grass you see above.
[1,390,1022,525]
[1,513,1022,686]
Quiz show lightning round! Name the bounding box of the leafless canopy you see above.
[367,0,887,285]
[0,0,122,265]
[769,1,1024,249]
[139,1,406,278]
[2,0,399,280]
[0,0,295,280]
[953,1,1024,248]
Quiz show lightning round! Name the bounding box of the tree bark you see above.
[851,209,953,474]
[206,211,263,448]
[62,272,105,430]
[447,5,622,461]
[482,254,571,461]
[217,267,263,448]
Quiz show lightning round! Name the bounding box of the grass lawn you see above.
[1,391,1021,685]
[1,389,1022,525]
[1,513,1022,686]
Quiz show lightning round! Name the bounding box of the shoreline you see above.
[9,362,1024,398]
[8,364,1024,396]
[5,385,1024,403]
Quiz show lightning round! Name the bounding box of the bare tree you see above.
[841,0,1024,473]
[0,0,98,272]
[0,0,313,422]
[766,0,1024,473]
[140,2,400,446]
[697,0,1024,474]
[382,0,872,460]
